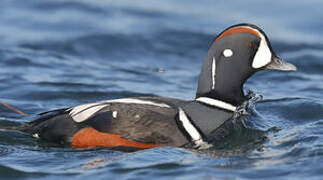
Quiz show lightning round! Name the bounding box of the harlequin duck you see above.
[17,24,296,150]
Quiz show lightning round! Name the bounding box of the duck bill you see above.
[264,56,297,71]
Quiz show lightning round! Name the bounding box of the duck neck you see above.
[212,83,245,106]
[195,52,255,106]
[196,68,249,106]
[197,84,245,106]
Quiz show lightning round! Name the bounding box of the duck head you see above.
[196,23,297,106]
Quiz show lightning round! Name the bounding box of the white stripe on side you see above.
[211,57,216,90]
[195,97,236,112]
[69,98,171,123]
[178,108,212,149]
[106,98,171,108]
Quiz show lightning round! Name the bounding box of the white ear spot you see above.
[223,49,233,58]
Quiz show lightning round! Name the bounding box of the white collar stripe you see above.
[195,97,236,111]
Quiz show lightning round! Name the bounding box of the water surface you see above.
[1,0,323,179]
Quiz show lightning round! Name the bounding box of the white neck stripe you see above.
[195,97,236,111]
[211,57,216,90]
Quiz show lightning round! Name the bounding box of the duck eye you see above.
[223,49,233,58]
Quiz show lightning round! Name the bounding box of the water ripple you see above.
[1,0,323,180]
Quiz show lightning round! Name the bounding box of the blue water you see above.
[1,0,323,179]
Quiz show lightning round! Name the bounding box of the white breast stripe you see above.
[178,108,201,142]
[68,98,171,123]
[195,97,236,111]
[178,108,212,149]
[212,57,216,90]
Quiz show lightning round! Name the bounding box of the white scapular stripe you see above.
[243,26,272,69]
[69,98,171,123]
[178,108,212,149]
[69,104,108,123]
[211,57,216,90]
[195,97,236,111]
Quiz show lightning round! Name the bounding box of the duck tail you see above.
[0,101,30,131]
[0,101,29,116]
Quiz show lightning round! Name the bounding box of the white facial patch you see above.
[223,49,233,57]
[242,26,272,69]
[252,38,272,68]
